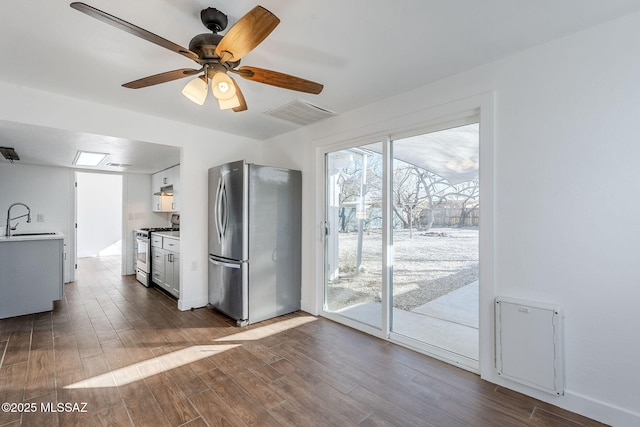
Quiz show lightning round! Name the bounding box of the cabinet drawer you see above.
[163,238,180,253]
[151,269,164,284]
[151,236,163,248]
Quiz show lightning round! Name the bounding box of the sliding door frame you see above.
[387,116,480,372]
[315,92,495,377]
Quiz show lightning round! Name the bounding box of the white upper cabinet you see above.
[151,165,180,212]
[172,165,181,212]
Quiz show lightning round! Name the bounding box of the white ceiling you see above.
[2,0,640,173]
[0,120,180,174]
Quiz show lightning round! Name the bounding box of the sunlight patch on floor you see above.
[214,315,317,342]
[64,344,239,389]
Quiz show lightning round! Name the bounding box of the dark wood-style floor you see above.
[0,256,606,427]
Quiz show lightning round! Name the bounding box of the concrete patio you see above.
[336,281,479,360]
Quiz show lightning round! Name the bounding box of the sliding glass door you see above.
[323,122,480,367]
[324,143,383,329]
[390,124,479,364]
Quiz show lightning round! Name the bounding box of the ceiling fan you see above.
[69,2,324,112]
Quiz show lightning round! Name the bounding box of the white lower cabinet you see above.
[165,251,180,297]
[151,247,165,286]
[151,234,179,298]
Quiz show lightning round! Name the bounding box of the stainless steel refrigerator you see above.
[208,160,302,326]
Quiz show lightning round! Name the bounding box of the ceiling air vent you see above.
[106,162,130,168]
[264,99,336,126]
[0,146,20,163]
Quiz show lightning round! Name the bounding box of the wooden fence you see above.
[419,207,479,227]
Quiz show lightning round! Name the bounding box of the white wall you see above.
[76,172,122,258]
[0,163,74,282]
[264,11,640,427]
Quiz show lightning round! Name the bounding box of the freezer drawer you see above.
[208,256,248,324]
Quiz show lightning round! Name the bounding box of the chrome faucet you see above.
[5,202,32,237]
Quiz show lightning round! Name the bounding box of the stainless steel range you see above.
[134,228,151,286]
[134,214,179,287]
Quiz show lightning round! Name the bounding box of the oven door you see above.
[135,237,150,286]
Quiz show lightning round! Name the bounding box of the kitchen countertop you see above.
[153,230,180,239]
[0,232,65,242]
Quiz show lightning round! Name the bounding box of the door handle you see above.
[321,220,330,242]
[208,257,241,269]
[214,177,223,243]
[220,180,228,240]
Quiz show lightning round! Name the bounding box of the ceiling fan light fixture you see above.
[211,72,236,100]
[70,4,323,114]
[218,95,241,110]
[182,75,208,105]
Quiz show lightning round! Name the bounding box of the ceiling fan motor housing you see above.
[201,8,228,32]
[189,33,224,60]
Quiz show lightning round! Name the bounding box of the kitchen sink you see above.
[11,232,57,236]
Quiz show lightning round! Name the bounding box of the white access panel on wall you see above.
[495,297,564,395]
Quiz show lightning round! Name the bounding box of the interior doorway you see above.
[75,172,123,273]
[323,120,480,370]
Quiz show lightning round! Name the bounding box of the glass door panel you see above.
[390,123,480,361]
[325,144,383,329]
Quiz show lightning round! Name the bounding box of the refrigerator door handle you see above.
[208,256,242,269]
[220,178,228,240]
[214,177,224,243]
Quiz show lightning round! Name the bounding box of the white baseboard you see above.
[491,375,639,426]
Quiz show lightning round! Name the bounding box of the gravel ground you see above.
[326,227,479,311]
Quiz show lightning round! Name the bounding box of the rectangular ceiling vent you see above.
[106,162,130,168]
[264,99,336,126]
[0,146,20,162]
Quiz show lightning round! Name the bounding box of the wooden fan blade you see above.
[214,6,280,63]
[70,2,199,62]
[122,68,201,89]
[229,76,247,112]
[232,66,323,94]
